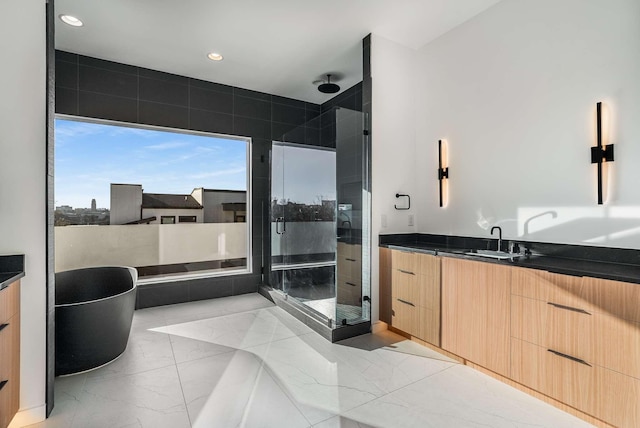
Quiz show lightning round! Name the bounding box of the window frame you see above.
[54,114,253,285]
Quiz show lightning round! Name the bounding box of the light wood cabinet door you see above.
[511,337,640,428]
[391,296,421,338]
[389,250,442,345]
[0,281,20,428]
[416,253,441,346]
[511,295,595,364]
[441,258,511,376]
[337,243,362,306]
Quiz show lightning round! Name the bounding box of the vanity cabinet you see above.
[380,245,640,427]
[510,268,640,428]
[336,242,362,307]
[0,280,20,428]
[389,249,441,346]
[441,258,511,377]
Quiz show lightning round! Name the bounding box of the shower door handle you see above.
[276,217,286,234]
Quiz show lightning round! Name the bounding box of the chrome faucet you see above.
[491,226,502,252]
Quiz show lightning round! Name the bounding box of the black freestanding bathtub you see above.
[55,266,138,375]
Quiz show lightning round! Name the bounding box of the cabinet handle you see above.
[0,323,8,332]
[398,269,415,275]
[345,258,357,262]
[397,298,415,307]
[547,349,592,367]
[345,282,357,287]
[547,302,591,315]
[0,380,7,392]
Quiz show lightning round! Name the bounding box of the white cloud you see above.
[144,141,190,150]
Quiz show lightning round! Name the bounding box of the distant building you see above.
[91,199,97,211]
[191,188,247,223]
[56,205,74,214]
[110,184,246,225]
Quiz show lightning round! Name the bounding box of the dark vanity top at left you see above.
[0,254,25,290]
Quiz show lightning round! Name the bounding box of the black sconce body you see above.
[591,102,614,205]
[438,139,448,207]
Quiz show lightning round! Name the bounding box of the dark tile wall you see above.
[317,82,363,148]
[54,50,321,308]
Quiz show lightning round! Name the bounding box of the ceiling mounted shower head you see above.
[318,74,340,94]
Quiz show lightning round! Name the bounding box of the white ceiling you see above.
[55,0,501,104]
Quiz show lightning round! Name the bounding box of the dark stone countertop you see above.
[0,254,25,290]
[380,235,640,285]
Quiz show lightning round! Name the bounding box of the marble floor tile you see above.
[169,334,236,364]
[26,373,87,428]
[86,328,175,381]
[67,365,189,428]
[246,334,386,424]
[152,307,309,350]
[312,416,377,428]
[341,364,595,428]
[160,293,274,326]
[30,294,597,428]
[177,350,309,428]
[310,332,456,394]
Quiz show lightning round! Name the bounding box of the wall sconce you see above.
[437,139,449,207]
[591,102,614,205]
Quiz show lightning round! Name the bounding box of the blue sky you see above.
[55,119,247,209]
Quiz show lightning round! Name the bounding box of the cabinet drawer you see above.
[391,250,417,275]
[0,315,19,428]
[337,257,362,281]
[420,306,440,346]
[511,295,594,363]
[391,268,418,304]
[337,243,361,262]
[512,295,640,379]
[512,269,640,324]
[511,338,640,428]
[511,268,584,308]
[336,278,361,306]
[581,276,640,324]
[392,297,421,338]
[0,281,19,323]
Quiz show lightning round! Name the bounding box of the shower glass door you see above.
[270,107,370,329]
[271,142,337,319]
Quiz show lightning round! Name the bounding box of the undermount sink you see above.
[464,250,520,260]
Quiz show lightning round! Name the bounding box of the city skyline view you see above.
[55,118,248,209]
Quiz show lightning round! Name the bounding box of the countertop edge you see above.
[0,271,25,290]
[380,243,640,285]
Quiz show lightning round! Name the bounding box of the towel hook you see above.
[394,193,410,210]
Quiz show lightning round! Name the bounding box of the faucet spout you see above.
[490,226,502,251]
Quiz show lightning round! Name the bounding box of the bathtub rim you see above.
[55,265,138,308]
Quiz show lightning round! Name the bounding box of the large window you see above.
[54,117,251,282]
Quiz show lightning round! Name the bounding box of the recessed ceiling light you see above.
[59,14,83,27]
[207,52,223,61]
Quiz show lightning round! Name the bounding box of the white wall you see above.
[141,208,203,224]
[370,34,418,323]
[370,0,640,322]
[201,190,246,223]
[0,0,47,425]
[55,224,247,272]
[110,184,142,225]
[413,0,640,248]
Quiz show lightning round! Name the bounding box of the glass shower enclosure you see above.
[270,107,371,333]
